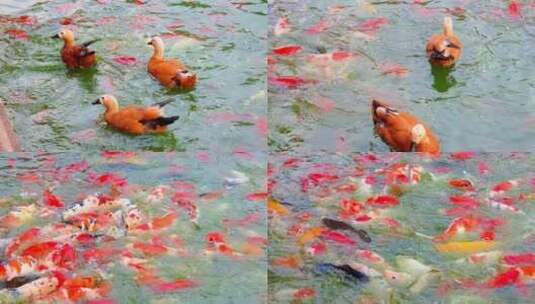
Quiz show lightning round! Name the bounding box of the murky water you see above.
[0,0,266,152]
[268,1,535,153]
[0,151,266,303]
[268,152,535,303]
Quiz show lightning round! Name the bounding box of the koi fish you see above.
[205,232,241,256]
[448,179,475,191]
[272,45,303,56]
[435,240,499,255]
[62,195,128,221]
[487,199,523,214]
[272,255,301,269]
[502,253,535,266]
[321,230,356,245]
[490,180,518,197]
[267,197,289,216]
[274,17,290,36]
[321,218,372,243]
[355,250,387,266]
[129,212,177,232]
[434,216,481,242]
[366,195,400,207]
[313,263,369,283]
[298,227,326,246]
[0,271,65,302]
[487,268,521,288]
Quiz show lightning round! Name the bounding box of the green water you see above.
[268,0,535,153]
[268,152,535,303]
[0,151,266,303]
[0,0,266,152]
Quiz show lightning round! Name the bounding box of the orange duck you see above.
[147,36,196,90]
[92,95,179,135]
[52,29,98,69]
[426,17,462,68]
[371,99,440,153]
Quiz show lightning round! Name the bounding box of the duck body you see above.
[60,43,97,69]
[147,37,196,90]
[52,29,97,69]
[93,95,179,135]
[372,100,440,154]
[426,17,462,68]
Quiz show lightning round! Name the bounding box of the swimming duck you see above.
[92,95,179,135]
[51,29,98,69]
[371,99,440,153]
[426,17,462,68]
[147,36,196,90]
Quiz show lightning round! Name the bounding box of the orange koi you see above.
[133,242,169,256]
[149,279,199,294]
[435,240,498,255]
[448,179,475,191]
[272,255,302,269]
[298,227,326,246]
[131,212,177,231]
[434,216,481,242]
[268,197,289,216]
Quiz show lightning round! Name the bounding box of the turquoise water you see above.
[268,152,535,303]
[0,151,266,303]
[268,1,535,153]
[0,0,266,152]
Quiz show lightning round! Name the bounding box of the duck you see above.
[147,36,196,90]
[92,95,179,135]
[371,99,440,154]
[426,17,462,68]
[51,29,98,69]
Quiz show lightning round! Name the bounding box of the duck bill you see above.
[51,34,60,39]
[92,99,101,105]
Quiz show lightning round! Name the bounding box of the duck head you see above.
[93,95,119,113]
[147,36,165,58]
[52,29,75,45]
[430,39,460,61]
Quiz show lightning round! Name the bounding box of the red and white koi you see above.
[274,17,291,36]
[490,180,519,197]
[146,185,170,204]
[0,271,66,302]
[204,232,242,257]
[486,198,523,214]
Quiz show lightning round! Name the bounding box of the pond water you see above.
[268,1,535,153]
[268,152,535,303]
[0,151,266,303]
[0,0,266,152]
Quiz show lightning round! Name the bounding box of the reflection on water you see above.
[431,65,457,93]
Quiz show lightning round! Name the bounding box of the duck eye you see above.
[181,70,189,74]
